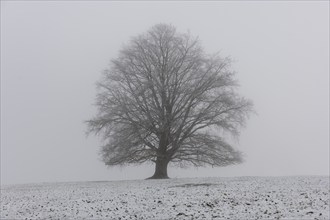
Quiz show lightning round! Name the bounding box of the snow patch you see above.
[1,176,329,219]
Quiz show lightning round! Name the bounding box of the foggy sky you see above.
[1,1,329,185]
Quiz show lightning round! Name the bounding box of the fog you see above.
[1,1,328,185]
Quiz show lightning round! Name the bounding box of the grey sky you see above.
[1,1,328,185]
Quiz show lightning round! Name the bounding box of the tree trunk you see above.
[147,157,169,179]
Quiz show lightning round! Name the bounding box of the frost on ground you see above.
[1,176,329,219]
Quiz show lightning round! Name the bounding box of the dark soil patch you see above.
[170,183,216,188]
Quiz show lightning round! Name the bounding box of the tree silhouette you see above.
[87,24,253,179]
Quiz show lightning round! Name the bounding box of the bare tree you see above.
[87,24,253,179]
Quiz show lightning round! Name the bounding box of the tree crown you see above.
[87,24,253,168]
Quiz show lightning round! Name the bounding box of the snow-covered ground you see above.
[1,176,329,219]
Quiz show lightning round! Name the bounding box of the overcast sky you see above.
[1,1,329,185]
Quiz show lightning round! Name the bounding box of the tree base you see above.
[147,157,169,179]
[146,175,169,180]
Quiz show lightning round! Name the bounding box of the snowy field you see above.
[1,176,329,220]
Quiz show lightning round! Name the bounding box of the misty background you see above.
[1,1,328,185]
